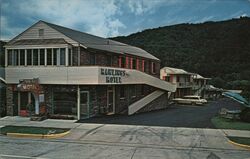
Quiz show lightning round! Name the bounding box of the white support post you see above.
[18,92,20,116]
[38,49,40,66]
[52,48,54,66]
[57,49,60,66]
[77,85,80,120]
[65,47,69,66]
[24,49,27,66]
[5,49,8,67]
[45,48,47,66]
[78,44,80,66]
[18,49,20,66]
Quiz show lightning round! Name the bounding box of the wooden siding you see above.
[10,22,78,46]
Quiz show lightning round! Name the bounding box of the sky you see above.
[1,0,250,40]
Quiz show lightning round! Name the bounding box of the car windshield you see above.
[183,97,199,100]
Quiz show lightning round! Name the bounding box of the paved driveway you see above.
[80,98,241,128]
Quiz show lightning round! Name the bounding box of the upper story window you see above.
[39,49,45,65]
[107,55,112,66]
[20,49,25,65]
[6,48,68,67]
[90,54,96,65]
[47,49,52,65]
[27,49,32,65]
[151,62,156,74]
[33,49,38,65]
[38,29,44,37]
[119,56,125,68]
[60,48,65,65]
[176,76,180,82]
[133,58,136,69]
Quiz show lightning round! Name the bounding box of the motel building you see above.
[4,20,176,120]
[160,67,193,98]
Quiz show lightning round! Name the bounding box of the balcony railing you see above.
[177,82,192,88]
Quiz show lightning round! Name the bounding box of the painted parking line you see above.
[0,154,47,159]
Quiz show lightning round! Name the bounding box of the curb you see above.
[7,130,70,139]
[228,139,250,150]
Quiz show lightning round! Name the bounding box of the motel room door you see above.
[80,91,90,119]
[107,86,115,115]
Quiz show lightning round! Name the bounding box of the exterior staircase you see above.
[128,90,165,115]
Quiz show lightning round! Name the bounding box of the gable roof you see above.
[42,21,159,60]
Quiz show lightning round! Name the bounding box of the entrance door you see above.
[107,87,115,114]
[80,91,89,119]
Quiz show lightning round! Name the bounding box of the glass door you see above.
[107,87,115,115]
[80,91,89,119]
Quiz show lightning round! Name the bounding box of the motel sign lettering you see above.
[100,68,126,83]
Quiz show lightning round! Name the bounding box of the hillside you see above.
[111,17,250,94]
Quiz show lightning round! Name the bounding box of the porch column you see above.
[77,85,80,120]
[65,47,69,66]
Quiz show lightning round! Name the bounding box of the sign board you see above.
[17,78,40,93]
[100,68,126,83]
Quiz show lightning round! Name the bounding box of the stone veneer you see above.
[6,85,13,116]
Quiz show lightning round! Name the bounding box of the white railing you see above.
[128,90,164,115]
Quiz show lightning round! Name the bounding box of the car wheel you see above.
[191,102,195,105]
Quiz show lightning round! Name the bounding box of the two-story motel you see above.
[160,67,193,98]
[4,20,176,119]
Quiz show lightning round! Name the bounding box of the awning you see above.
[222,92,250,108]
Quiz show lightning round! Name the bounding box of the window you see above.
[151,62,156,74]
[143,60,147,72]
[60,48,65,65]
[33,49,38,65]
[133,58,136,69]
[68,48,72,66]
[13,50,18,66]
[20,50,25,65]
[136,59,140,70]
[120,56,125,68]
[47,49,52,65]
[90,54,95,65]
[53,48,58,65]
[165,76,170,82]
[107,55,112,66]
[120,86,125,98]
[38,29,44,37]
[7,50,12,66]
[176,76,180,82]
[27,49,32,65]
[39,49,45,65]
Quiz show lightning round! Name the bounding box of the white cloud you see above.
[126,0,179,15]
[1,0,126,39]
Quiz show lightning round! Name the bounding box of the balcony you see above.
[176,82,193,88]
[5,66,176,92]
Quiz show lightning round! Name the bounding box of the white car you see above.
[172,95,207,105]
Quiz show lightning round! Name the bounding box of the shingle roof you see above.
[42,21,159,60]
[161,67,193,75]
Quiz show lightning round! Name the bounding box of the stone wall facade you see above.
[6,85,13,116]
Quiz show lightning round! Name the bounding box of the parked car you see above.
[172,95,207,105]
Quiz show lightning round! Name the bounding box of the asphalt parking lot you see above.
[80,98,241,128]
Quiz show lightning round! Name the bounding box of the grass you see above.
[228,136,250,146]
[0,125,70,135]
[211,116,250,131]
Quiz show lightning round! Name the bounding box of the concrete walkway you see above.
[0,116,249,159]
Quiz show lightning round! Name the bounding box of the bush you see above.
[240,108,250,123]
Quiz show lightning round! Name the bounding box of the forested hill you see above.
[111,17,250,90]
